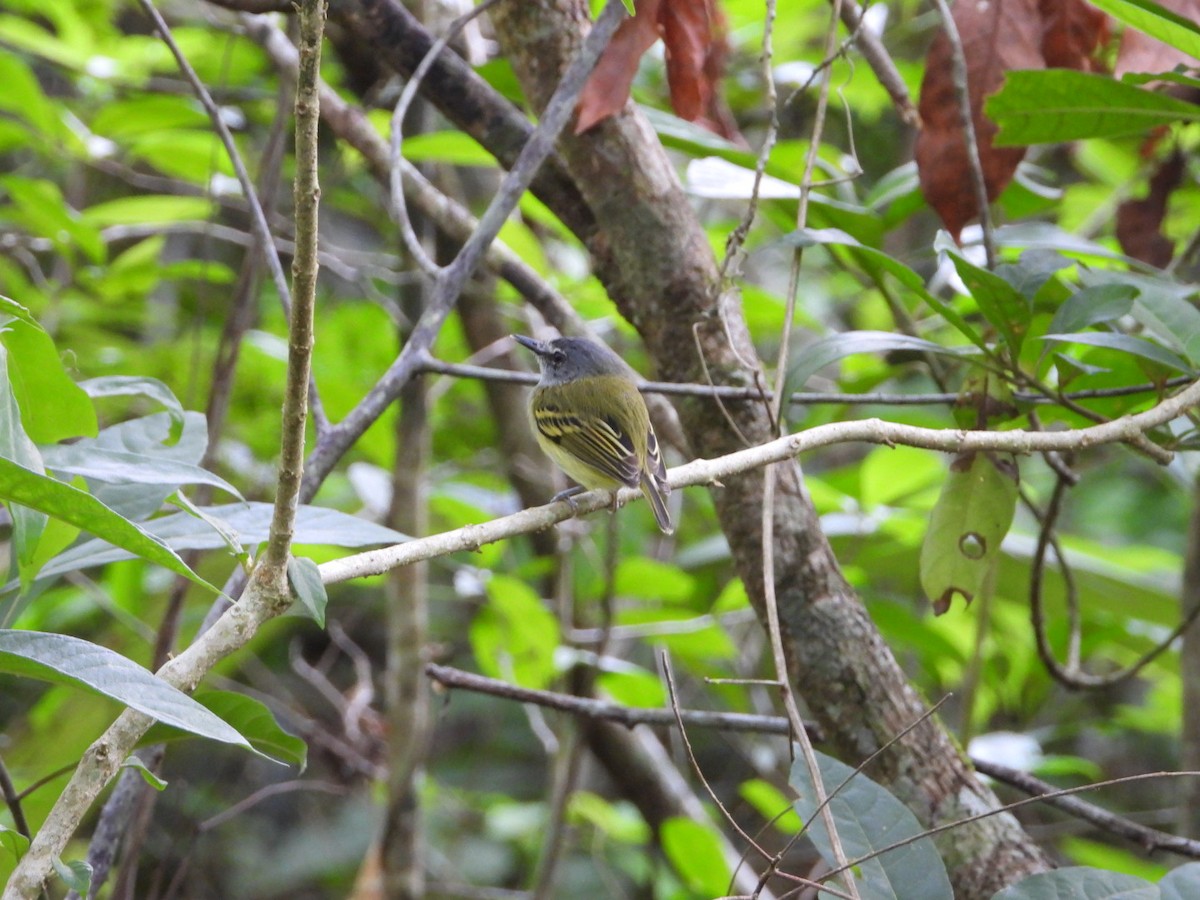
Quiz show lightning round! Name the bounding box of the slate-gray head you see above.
[512,334,626,386]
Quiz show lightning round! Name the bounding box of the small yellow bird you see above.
[514,334,673,534]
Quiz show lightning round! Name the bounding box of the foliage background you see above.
[0,0,1198,896]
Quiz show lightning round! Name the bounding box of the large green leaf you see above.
[143,690,307,767]
[920,452,1019,615]
[946,252,1031,358]
[988,70,1200,145]
[470,574,559,689]
[1084,0,1200,60]
[1040,332,1193,374]
[0,630,251,749]
[789,749,953,900]
[789,331,976,393]
[659,818,732,896]
[992,867,1157,899]
[1161,862,1200,900]
[0,456,219,596]
[0,297,97,443]
[0,342,47,589]
[39,443,241,498]
[10,502,407,590]
[782,229,991,353]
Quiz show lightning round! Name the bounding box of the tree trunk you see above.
[482,1,1052,895]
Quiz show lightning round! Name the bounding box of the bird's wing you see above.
[533,406,641,488]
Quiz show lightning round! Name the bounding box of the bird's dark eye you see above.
[551,349,566,364]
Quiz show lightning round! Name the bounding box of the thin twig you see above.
[415,357,1195,407]
[322,374,1200,586]
[135,0,329,435]
[388,0,503,275]
[299,0,628,504]
[1030,471,1200,688]
[929,0,996,267]
[424,665,1200,860]
[972,759,1200,857]
[425,664,820,737]
[0,756,29,840]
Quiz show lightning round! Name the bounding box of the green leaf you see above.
[739,778,803,834]
[470,575,559,689]
[79,195,215,228]
[992,867,1157,899]
[947,252,1032,357]
[782,229,991,353]
[1161,862,1200,900]
[0,342,47,589]
[1040,332,1193,374]
[789,330,976,392]
[121,755,168,791]
[1130,288,1200,363]
[1045,285,1138,338]
[659,817,732,896]
[0,456,220,596]
[0,300,98,443]
[0,630,252,750]
[919,452,1019,614]
[0,176,105,264]
[18,502,407,591]
[90,94,209,138]
[52,857,92,894]
[401,131,497,166]
[0,53,59,139]
[988,70,1200,145]
[1084,0,1200,61]
[40,443,241,497]
[789,749,953,899]
[0,825,29,863]
[613,557,695,603]
[288,556,327,627]
[567,792,650,844]
[143,690,307,768]
[80,376,185,433]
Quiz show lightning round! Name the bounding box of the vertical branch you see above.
[0,4,328,896]
[379,211,433,900]
[929,0,996,268]
[761,1,859,894]
[1181,473,1200,837]
[261,0,327,576]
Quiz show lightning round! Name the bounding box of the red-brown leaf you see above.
[916,0,1044,240]
[1115,150,1184,268]
[575,0,663,135]
[576,0,740,141]
[1039,0,1109,70]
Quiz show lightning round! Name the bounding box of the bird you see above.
[513,334,673,534]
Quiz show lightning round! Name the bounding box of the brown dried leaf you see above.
[1116,150,1184,267]
[916,0,1044,241]
[1039,0,1109,70]
[576,0,740,141]
[575,0,663,135]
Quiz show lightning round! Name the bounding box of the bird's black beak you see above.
[513,334,549,356]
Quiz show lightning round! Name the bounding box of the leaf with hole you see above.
[920,452,1019,615]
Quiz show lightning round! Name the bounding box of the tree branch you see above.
[298,0,628,503]
[320,376,1199,586]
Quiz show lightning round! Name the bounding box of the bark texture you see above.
[482,1,1052,895]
